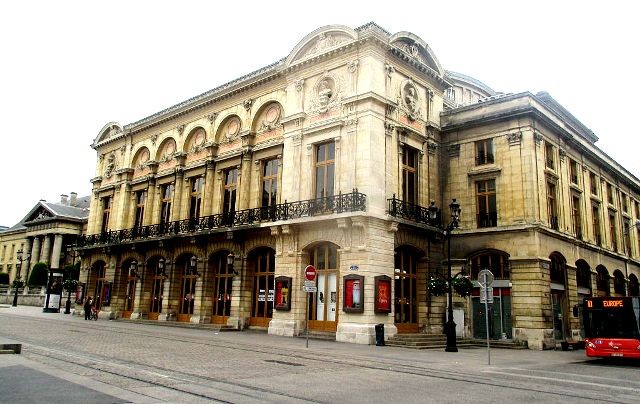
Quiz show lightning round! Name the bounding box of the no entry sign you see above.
[304,265,317,281]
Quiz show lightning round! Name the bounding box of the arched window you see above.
[629,274,639,296]
[469,250,509,280]
[575,260,591,290]
[596,265,610,296]
[549,253,566,285]
[613,270,626,296]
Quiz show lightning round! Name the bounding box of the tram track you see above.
[2,313,638,403]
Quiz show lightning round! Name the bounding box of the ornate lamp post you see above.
[226,252,238,275]
[429,199,462,352]
[12,249,30,307]
[63,245,79,314]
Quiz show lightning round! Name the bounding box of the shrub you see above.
[0,272,10,285]
[428,277,448,296]
[452,277,474,297]
[28,262,49,287]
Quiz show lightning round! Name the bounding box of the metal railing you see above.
[78,190,366,248]
[387,196,442,227]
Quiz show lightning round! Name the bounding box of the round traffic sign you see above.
[304,265,316,281]
[478,269,494,286]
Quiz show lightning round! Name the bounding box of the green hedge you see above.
[28,262,49,287]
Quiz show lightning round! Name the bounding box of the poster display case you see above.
[274,276,291,311]
[374,275,392,313]
[343,274,364,313]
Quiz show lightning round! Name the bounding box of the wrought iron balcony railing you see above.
[387,195,442,227]
[79,190,366,248]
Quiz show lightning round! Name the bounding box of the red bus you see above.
[582,297,640,359]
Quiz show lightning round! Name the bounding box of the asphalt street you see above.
[1,304,639,403]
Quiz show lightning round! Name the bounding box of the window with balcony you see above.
[609,211,618,251]
[545,141,555,170]
[261,158,279,208]
[223,168,238,220]
[475,138,494,165]
[571,195,582,240]
[547,181,558,230]
[569,160,579,185]
[592,204,602,246]
[101,196,111,233]
[476,179,497,228]
[134,190,146,228]
[401,146,418,204]
[160,184,174,225]
[189,177,203,220]
[315,142,335,199]
[589,172,598,195]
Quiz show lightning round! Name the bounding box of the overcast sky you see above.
[1,1,638,227]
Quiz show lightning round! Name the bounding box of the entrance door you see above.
[394,248,418,333]
[149,275,164,320]
[122,277,136,319]
[250,248,275,327]
[178,275,197,322]
[211,252,234,325]
[472,288,512,339]
[551,290,566,340]
[93,263,106,311]
[308,244,339,332]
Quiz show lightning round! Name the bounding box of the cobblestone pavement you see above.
[1,305,640,403]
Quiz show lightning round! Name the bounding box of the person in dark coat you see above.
[84,296,93,320]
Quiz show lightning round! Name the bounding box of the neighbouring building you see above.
[0,193,89,304]
[75,23,640,349]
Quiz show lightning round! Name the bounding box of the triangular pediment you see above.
[25,206,54,223]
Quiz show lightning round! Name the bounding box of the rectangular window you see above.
[592,204,602,246]
[476,179,497,228]
[189,177,203,220]
[545,141,555,170]
[622,193,629,213]
[134,190,146,228]
[160,184,174,225]
[101,196,111,233]
[569,159,579,185]
[609,211,618,251]
[606,183,614,204]
[547,181,558,230]
[475,138,494,165]
[261,158,279,207]
[623,219,631,256]
[315,142,335,199]
[401,146,418,204]
[572,195,582,240]
[223,168,238,218]
[589,172,598,195]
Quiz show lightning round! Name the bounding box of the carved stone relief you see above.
[305,33,344,58]
[104,153,116,178]
[258,104,282,132]
[310,73,342,114]
[224,117,242,143]
[402,81,421,121]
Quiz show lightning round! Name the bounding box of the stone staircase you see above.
[385,333,527,349]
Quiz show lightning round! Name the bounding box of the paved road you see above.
[1,305,639,403]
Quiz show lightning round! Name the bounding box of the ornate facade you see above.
[76,23,640,349]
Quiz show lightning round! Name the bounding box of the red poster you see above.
[345,279,354,308]
[375,276,391,313]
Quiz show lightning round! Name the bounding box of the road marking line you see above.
[484,370,640,393]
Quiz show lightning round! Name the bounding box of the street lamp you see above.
[63,245,79,314]
[227,252,238,276]
[429,199,462,352]
[190,255,200,276]
[130,260,138,277]
[12,249,30,307]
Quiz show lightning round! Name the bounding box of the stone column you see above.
[50,234,64,270]
[23,237,33,279]
[41,235,51,265]
[30,237,42,267]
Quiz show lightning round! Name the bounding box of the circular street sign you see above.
[304,265,317,281]
[478,269,494,286]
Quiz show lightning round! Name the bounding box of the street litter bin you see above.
[375,323,385,346]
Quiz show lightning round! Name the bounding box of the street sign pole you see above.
[306,292,309,348]
[478,269,494,366]
[303,265,317,349]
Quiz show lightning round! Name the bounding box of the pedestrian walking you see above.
[84,296,93,320]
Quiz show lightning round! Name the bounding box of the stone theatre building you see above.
[76,23,640,349]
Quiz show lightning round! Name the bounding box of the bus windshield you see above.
[583,297,640,339]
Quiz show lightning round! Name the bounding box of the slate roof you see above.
[0,196,90,233]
